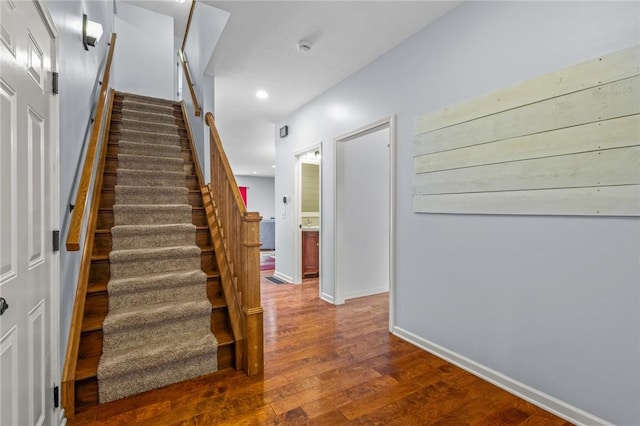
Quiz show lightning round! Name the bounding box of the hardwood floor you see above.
[68,271,573,425]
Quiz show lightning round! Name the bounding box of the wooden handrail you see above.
[66,33,117,251]
[180,101,205,185]
[179,0,201,116]
[179,48,201,117]
[182,0,196,52]
[205,113,247,213]
[205,112,263,375]
[61,90,115,419]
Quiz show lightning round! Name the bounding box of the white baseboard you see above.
[345,286,388,301]
[272,270,293,283]
[320,292,334,304]
[58,408,67,426]
[392,326,613,426]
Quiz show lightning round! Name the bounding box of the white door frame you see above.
[34,1,61,424]
[333,117,395,330]
[293,143,322,286]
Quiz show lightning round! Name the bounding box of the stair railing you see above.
[178,0,201,117]
[205,112,264,375]
[66,33,117,251]
[62,33,116,418]
[181,103,246,371]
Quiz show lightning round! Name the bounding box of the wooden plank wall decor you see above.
[413,45,640,216]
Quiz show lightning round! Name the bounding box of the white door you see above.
[1,1,57,425]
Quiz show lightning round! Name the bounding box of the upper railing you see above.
[179,49,201,117]
[179,0,201,117]
[182,0,195,52]
[66,33,117,251]
[205,113,264,375]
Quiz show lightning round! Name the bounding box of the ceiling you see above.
[122,1,461,177]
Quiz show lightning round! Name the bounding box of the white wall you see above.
[235,175,275,219]
[112,2,174,100]
[46,0,114,374]
[275,2,640,424]
[182,2,229,182]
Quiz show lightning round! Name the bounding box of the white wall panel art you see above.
[413,45,640,216]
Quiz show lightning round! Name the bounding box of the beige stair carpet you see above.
[97,94,217,404]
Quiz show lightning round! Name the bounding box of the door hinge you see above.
[52,230,60,252]
[52,71,59,95]
[53,385,59,408]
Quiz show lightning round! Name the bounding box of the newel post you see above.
[241,211,263,375]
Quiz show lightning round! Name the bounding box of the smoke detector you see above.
[297,40,312,53]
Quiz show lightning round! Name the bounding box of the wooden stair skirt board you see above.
[67,91,237,414]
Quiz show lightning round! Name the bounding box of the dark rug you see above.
[265,276,286,284]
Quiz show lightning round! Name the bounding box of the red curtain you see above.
[238,186,248,207]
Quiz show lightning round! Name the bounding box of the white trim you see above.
[320,292,334,304]
[392,326,614,426]
[272,270,293,283]
[33,0,58,39]
[344,286,388,301]
[46,7,61,423]
[333,116,395,311]
[388,116,396,333]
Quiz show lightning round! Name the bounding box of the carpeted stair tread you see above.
[110,245,201,279]
[122,94,177,107]
[118,140,182,158]
[110,245,201,264]
[111,224,196,250]
[121,118,179,135]
[118,129,181,146]
[108,270,207,311]
[97,331,218,403]
[102,300,212,351]
[98,330,217,377]
[113,204,192,225]
[118,153,184,173]
[121,108,176,124]
[104,299,212,328]
[120,100,174,116]
[116,168,185,187]
[108,269,206,295]
[115,185,189,205]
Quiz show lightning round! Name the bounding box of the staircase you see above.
[72,92,236,412]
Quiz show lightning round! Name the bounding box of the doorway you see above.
[294,145,322,285]
[334,118,394,316]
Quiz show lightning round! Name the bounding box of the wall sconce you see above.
[83,14,103,50]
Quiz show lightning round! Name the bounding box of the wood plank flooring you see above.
[68,271,573,425]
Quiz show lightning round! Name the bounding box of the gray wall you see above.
[235,175,275,219]
[46,0,114,373]
[182,2,229,182]
[111,2,174,99]
[275,2,639,424]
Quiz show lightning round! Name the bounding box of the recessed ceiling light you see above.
[176,0,186,3]
[256,90,268,100]
[272,165,276,168]
[253,171,258,174]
